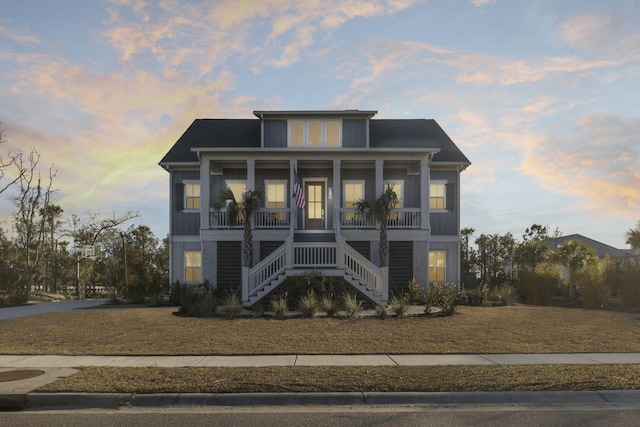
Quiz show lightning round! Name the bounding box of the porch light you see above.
[328,186,333,198]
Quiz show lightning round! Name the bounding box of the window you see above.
[343,181,364,221]
[226,180,246,201]
[430,182,446,211]
[429,251,446,283]
[184,182,200,211]
[184,251,201,283]
[288,121,342,147]
[384,180,403,221]
[266,180,287,220]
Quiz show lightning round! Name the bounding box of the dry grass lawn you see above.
[39,365,640,393]
[1,305,639,355]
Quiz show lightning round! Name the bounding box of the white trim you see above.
[184,250,202,284]
[302,177,328,229]
[342,180,365,207]
[428,250,447,284]
[183,180,200,213]
[430,180,447,213]
[265,179,288,208]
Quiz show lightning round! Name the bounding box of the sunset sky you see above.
[1,0,638,248]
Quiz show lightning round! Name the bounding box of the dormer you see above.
[253,110,377,149]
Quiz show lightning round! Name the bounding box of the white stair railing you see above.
[244,243,287,301]
[343,243,385,297]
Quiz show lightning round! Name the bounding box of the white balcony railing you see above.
[210,208,289,229]
[338,208,421,229]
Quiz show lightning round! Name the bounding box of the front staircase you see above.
[242,238,389,307]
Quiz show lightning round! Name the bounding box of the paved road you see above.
[0,299,108,321]
[2,403,640,426]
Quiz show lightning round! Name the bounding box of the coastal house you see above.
[159,110,470,306]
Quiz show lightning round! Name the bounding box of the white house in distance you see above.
[159,110,471,306]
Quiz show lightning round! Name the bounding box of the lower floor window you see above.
[429,251,446,283]
[185,251,202,283]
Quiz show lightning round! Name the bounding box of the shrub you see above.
[389,295,409,318]
[456,286,487,306]
[298,292,319,318]
[343,293,363,319]
[518,264,562,306]
[574,259,610,309]
[403,277,423,303]
[319,295,339,317]
[191,293,218,317]
[271,292,289,319]
[375,304,388,319]
[425,283,457,316]
[488,284,518,306]
[222,292,243,318]
[618,258,640,310]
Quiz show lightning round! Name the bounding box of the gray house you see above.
[159,110,470,306]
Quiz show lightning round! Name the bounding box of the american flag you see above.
[293,166,305,209]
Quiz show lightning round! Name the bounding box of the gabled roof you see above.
[544,234,629,258]
[159,119,260,165]
[370,119,469,164]
[160,114,470,167]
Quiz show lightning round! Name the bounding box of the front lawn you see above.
[1,305,639,355]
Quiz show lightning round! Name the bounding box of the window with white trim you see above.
[226,180,246,202]
[184,181,200,211]
[343,180,365,221]
[429,251,446,283]
[265,180,287,220]
[288,121,341,147]
[184,251,201,283]
[430,181,446,211]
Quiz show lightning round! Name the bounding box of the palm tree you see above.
[552,240,596,305]
[354,185,399,267]
[626,221,640,250]
[214,186,265,267]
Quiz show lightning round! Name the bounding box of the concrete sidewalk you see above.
[3,352,640,368]
[2,352,640,411]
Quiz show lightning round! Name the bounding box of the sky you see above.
[0,0,638,248]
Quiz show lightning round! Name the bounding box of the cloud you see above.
[470,0,497,6]
[520,114,640,218]
[0,21,40,45]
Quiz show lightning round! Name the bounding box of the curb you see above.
[15,390,640,411]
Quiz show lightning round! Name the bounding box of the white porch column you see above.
[200,157,211,230]
[289,160,297,238]
[375,159,384,192]
[333,159,341,233]
[247,159,255,191]
[420,158,430,231]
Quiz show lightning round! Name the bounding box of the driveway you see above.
[0,299,108,321]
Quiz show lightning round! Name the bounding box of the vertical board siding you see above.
[172,170,200,235]
[384,168,419,207]
[342,119,367,148]
[346,241,371,260]
[430,170,458,236]
[263,120,287,147]
[260,241,285,261]
[217,241,241,294]
[389,241,413,296]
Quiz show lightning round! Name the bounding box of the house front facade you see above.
[159,110,470,306]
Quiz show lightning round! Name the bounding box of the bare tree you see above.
[13,148,57,295]
[0,124,25,196]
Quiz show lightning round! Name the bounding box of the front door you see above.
[305,181,325,230]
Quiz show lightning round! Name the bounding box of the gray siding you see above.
[342,119,366,148]
[263,120,287,147]
[210,169,248,203]
[171,170,200,236]
[430,170,458,236]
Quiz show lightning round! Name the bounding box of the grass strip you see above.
[38,365,640,394]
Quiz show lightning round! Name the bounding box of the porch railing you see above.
[210,208,290,229]
[344,243,386,297]
[338,208,421,229]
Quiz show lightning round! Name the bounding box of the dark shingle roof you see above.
[160,116,470,166]
[370,119,470,164]
[160,119,260,164]
[544,234,629,258]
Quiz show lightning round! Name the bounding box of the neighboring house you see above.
[159,110,470,306]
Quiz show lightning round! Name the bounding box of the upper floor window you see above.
[265,180,287,210]
[184,181,200,211]
[384,180,403,220]
[430,181,446,211]
[289,121,341,147]
[226,180,246,202]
